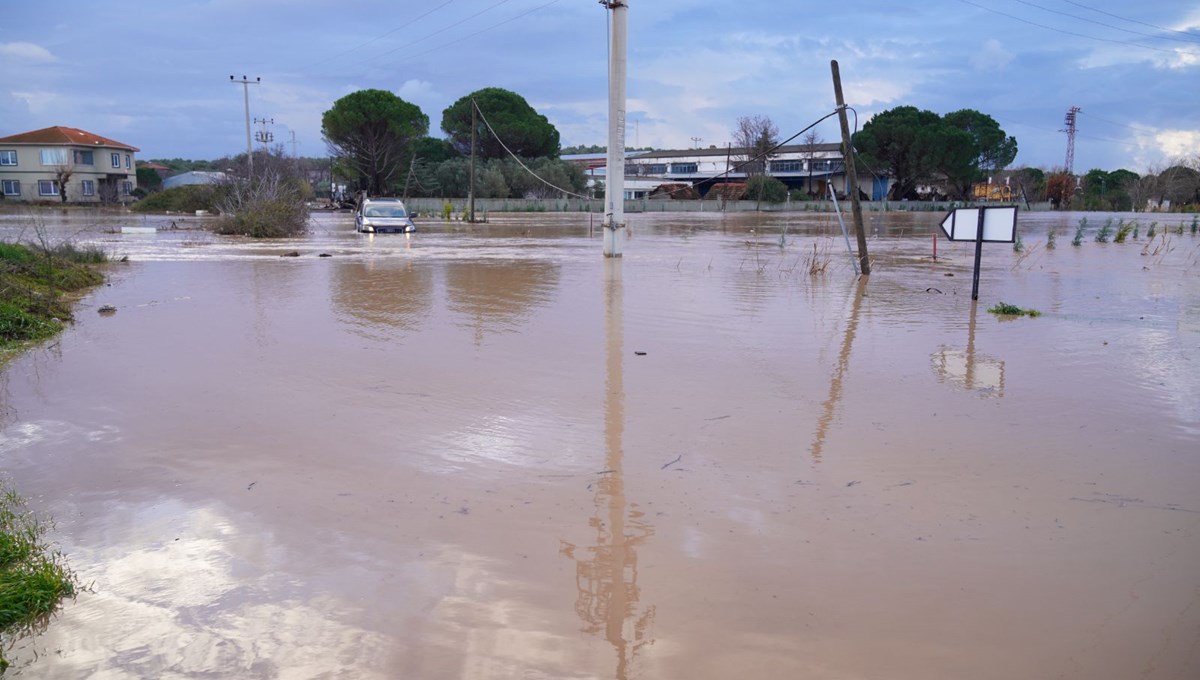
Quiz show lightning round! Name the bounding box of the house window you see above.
[40,149,69,165]
[641,163,668,175]
[670,163,698,174]
[0,150,16,166]
[120,180,133,196]
[770,160,803,173]
[74,150,95,165]
[38,179,60,196]
[1,179,19,196]
[111,153,121,168]
[81,180,95,196]
[125,154,131,169]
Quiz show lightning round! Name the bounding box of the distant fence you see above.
[403,197,1053,216]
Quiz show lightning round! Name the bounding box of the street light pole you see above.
[601,0,628,258]
[230,75,260,179]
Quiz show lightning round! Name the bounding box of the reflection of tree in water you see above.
[444,261,560,340]
[330,260,433,333]
[559,261,655,680]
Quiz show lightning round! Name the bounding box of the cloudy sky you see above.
[2,1,1197,173]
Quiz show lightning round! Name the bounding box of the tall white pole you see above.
[230,76,260,180]
[603,1,628,258]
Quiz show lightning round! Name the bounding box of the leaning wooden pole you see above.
[830,60,870,275]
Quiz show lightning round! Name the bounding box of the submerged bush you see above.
[214,171,309,238]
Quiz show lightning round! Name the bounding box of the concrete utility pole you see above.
[469,100,477,222]
[830,60,870,276]
[602,0,628,258]
[230,76,260,179]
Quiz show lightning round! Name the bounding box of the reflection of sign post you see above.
[931,302,1005,398]
[940,206,1018,300]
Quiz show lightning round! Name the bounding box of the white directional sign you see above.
[940,206,1018,243]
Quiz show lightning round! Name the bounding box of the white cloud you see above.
[10,89,64,115]
[1154,129,1200,160]
[970,39,1014,71]
[0,41,57,63]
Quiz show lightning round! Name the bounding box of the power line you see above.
[309,1,456,69]
[371,0,517,62]
[1077,110,1162,135]
[403,0,563,62]
[1058,0,1200,42]
[1012,0,1200,45]
[992,115,1142,148]
[954,0,1198,56]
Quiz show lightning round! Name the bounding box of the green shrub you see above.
[745,175,789,204]
[131,184,225,214]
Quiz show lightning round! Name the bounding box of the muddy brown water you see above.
[0,210,1198,679]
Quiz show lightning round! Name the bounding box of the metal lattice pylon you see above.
[1061,106,1081,174]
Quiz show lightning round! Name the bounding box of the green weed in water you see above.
[1114,219,1134,244]
[1046,226,1057,250]
[1013,230,1024,252]
[1191,215,1197,235]
[988,302,1041,318]
[1095,218,1113,243]
[1072,217,1087,246]
[1147,222,1157,239]
[1133,220,1140,240]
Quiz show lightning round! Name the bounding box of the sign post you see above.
[939,206,1018,300]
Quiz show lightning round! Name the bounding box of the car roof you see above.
[363,198,405,203]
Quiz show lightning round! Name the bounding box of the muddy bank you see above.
[0,211,1197,678]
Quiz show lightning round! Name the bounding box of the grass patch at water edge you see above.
[0,483,78,670]
[0,241,105,350]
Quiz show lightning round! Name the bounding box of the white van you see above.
[356,198,416,233]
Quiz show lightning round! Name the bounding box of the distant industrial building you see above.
[565,144,891,200]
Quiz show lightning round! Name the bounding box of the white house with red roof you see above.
[0,126,139,203]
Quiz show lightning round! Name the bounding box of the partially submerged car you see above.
[356,198,416,233]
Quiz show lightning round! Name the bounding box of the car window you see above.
[364,206,407,217]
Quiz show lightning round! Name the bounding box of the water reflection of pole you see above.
[810,277,868,462]
[562,259,655,679]
[965,300,978,390]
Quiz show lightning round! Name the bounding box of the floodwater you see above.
[0,209,1198,679]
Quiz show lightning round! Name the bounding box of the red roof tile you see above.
[0,126,139,152]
